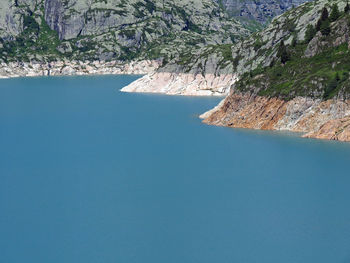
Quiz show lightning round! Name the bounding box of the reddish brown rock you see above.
[202,91,350,142]
[204,92,288,129]
[304,117,350,141]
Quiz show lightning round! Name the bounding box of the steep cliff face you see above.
[0,0,35,41]
[44,0,82,40]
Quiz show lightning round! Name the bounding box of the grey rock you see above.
[221,0,311,24]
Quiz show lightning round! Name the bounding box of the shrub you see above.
[253,38,264,51]
[329,4,340,22]
[285,19,296,33]
[23,15,39,33]
[304,24,316,43]
[320,7,329,21]
[316,7,329,31]
[324,74,339,99]
[320,19,331,36]
[277,40,290,64]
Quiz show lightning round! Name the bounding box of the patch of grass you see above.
[236,41,350,100]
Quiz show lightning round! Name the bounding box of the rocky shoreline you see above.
[201,91,350,142]
[123,71,350,142]
[1,59,350,142]
[121,72,238,96]
[0,59,235,96]
[0,60,160,79]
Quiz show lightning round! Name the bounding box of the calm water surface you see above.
[1,75,350,263]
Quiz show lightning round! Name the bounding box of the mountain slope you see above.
[0,0,316,63]
[0,0,248,62]
[122,0,330,95]
[163,0,348,75]
[202,0,350,141]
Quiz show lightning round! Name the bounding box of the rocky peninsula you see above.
[121,72,237,96]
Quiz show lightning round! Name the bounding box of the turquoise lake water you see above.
[1,75,350,263]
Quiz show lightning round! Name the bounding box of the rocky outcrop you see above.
[202,91,350,141]
[0,60,159,78]
[304,16,350,58]
[121,72,237,96]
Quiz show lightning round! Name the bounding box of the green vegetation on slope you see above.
[235,4,350,100]
[0,14,61,62]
